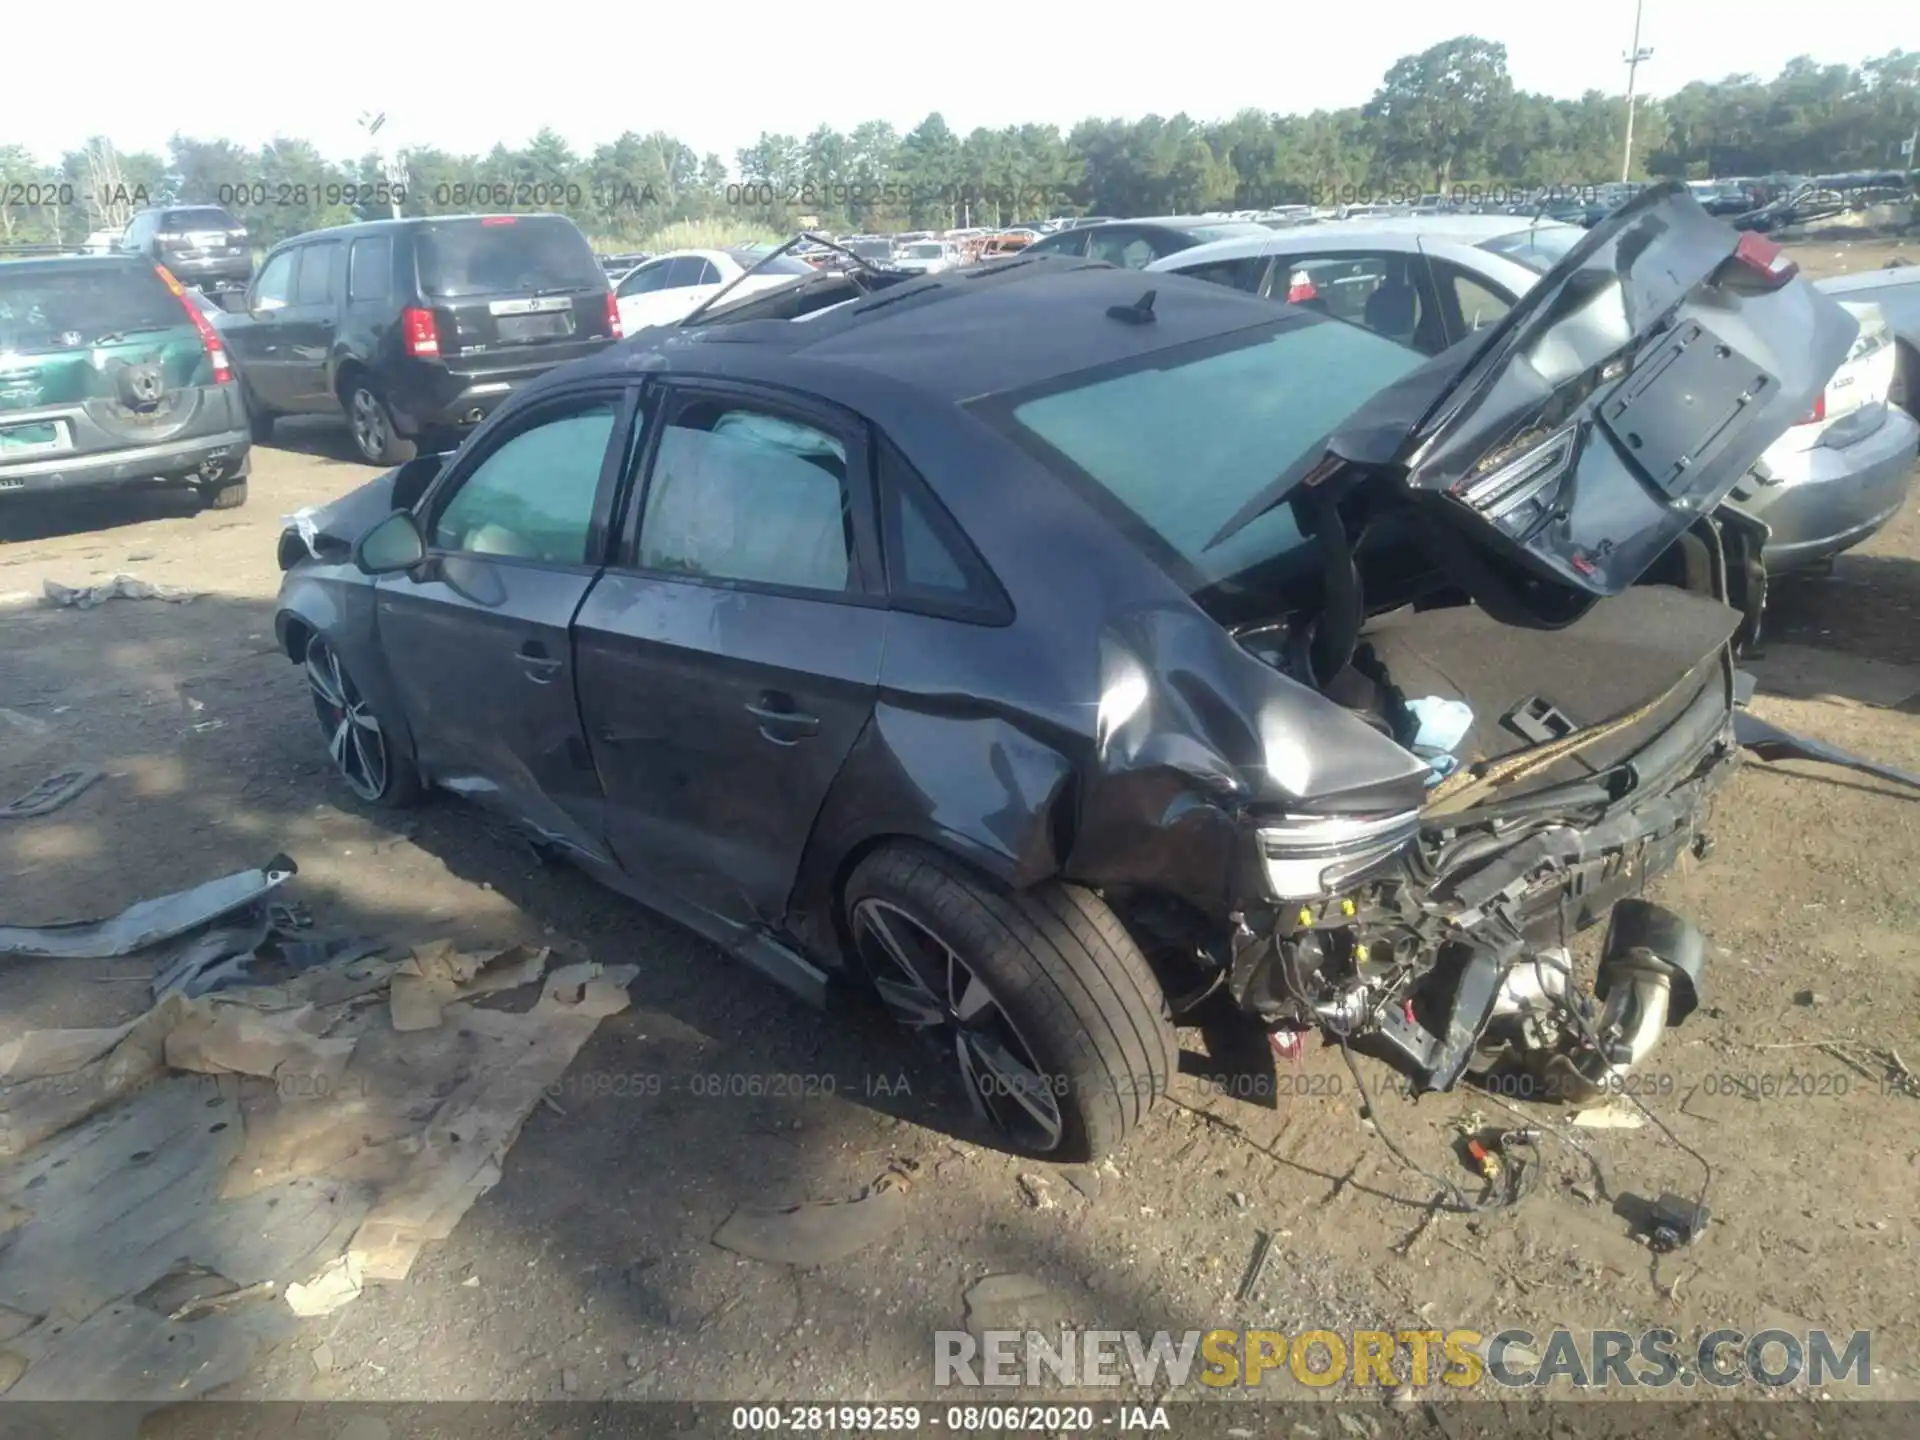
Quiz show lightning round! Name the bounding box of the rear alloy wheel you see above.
[304,634,419,807]
[346,382,416,466]
[845,843,1175,1161]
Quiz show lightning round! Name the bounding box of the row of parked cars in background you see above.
[4,185,1916,572]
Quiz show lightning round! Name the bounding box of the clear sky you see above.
[11,0,1916,169]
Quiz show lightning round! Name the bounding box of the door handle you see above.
[517,641,563,685]
[745,699,820,742]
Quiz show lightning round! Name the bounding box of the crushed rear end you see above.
[1082,185,1860,1100]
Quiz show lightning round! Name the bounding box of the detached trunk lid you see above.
[413,215,616,369]
[1216,184,1859,600]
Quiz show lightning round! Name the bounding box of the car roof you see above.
[261,213,582,247]
[578,257,1296,404]
[1149,217,1583,270]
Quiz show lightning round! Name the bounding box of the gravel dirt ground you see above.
[1,243,1916,1413]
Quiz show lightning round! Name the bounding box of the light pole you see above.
[358,111,404,219]
[1621,0,1653,184]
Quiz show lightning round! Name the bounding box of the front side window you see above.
[253,250,297,310]
[990,319,1426,588]
[636,402,852,593]
[431,401,617,564]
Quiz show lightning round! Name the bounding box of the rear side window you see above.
[664,256,716,287]
[349,236,392,301]
[414,216,603,298]
[877,437,1011,624]
[637,402,853,594]
[0,264,186,355]
[295,244,339,305]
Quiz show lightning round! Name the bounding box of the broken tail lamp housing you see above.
[1449,422,1579,535]
[1259,809,1422,900]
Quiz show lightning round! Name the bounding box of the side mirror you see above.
[355,510,426,576]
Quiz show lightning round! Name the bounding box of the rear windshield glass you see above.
[997,320,1426,587]
[1477,225,1587,276]
[167,208,241,232]
[415,216,604,297]
[0,265,187,354]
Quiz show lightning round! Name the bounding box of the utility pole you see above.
[359,111,404,219]
[1621,0,1653,184]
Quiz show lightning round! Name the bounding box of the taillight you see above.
[605,291,623,340]
[401,306,441,357]
[1719,232,1799,290]
[480,216,517,227]
[156,265,231,384]
[1795,392,1827,427]
[1286,272,1318,304]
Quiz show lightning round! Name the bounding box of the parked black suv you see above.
[118,205,254,300]
[226,214,621,464]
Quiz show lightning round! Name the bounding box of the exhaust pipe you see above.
[464,408,485,424]
[1543,899,1705,1104]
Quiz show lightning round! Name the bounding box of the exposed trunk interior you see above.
[1348,585,1739,804]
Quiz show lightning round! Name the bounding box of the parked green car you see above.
[0,255,251,510]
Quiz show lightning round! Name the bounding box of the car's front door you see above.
[374,385,636,861]
[573,382,887,930]
[227,247,299,407]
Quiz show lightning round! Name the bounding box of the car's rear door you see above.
[572,380,887,931]
[373,383,638,862]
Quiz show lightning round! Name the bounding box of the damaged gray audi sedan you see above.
[276,185,1856,1161]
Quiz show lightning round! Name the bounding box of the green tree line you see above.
[3,38,1915,252]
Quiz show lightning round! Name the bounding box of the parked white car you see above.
[612,247,814,333]
[1148,214,1919,571]
[1817,262,1920,418]
[892,241,958,275]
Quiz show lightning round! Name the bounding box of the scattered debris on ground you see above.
[0,766,101,820]
[0,855,297,962]
[710,1165,913,1266]
[41,575,199,609]
[0,860,639,1402]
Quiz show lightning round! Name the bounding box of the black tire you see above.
[303,633,421,808]
[343,380,416,467]
[201,479,248,511]
[844,841,1175,1162]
